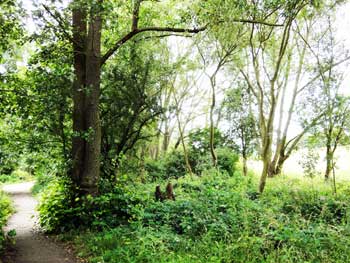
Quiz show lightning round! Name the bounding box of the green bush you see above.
[144,158,167,181]
[144,128,238,182]
[145,147,239,181]
[0,170,32,184]
[37,179,74,232]
[38,178,149,232]
[0,191,13,253]
[31,170,55,195]
[0,151,17,176]
[164,150,188,179]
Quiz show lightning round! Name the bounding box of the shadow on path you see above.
[1,182,77,263]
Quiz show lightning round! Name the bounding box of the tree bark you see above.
[81,9,102,194]
[209,77,218,167]
[325,136,332,181]
[71,3,102,195]
[242,152,248,177]
[71,6,87,188]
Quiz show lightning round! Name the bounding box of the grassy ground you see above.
[52,170,350,263]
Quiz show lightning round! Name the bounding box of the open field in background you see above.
[248,146,350,182]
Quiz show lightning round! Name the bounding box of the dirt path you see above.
[1,182,77,263]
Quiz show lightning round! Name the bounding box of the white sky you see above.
[335,1,350,95]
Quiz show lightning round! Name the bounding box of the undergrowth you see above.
[0,191,13,253]
[0,170,33,184]
[38,170,350,263]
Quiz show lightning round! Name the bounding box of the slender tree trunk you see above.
[240,128,248,176]
[274,152,286,175]
[209,77,217,167]
[173,93,193,176]
[269,28,309,178]
[325,143,332,181]
[259,154,271,193]
[259,128,273,193]
[140,147,146,183]
[162,120,170,154]
[176,116,193,176]
[269,136,287,177]
[242,153,248,177]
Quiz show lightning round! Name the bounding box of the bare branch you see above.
[101,25,207,65]
[135,33,193,42]
[228,18,283,27]
[102,13,284,66]
[297,56,350,95]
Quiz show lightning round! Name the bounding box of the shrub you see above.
[145,148,239,181]
[0,151,17,176]
[144,159,167,181]
[164,150,188,179]
[37,179,75,232]
[0,170,32,184]
[0,191,13,253]
[38,178,149,232]
[31,170,55,195]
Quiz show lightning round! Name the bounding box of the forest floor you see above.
[1,182,77,263]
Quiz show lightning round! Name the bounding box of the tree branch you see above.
[101,15,285,66]
[101,25,207,65]
[228,18,283,27]
[297,56,350,95]
[42,4,75,44]
[135,33,193,43]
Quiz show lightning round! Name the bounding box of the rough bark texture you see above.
[71,3,102,195]
[81,10,102,194]
[71,6,87,188]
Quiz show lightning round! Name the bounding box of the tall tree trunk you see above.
[71,3,102,195]
[71,7,87,187]
[82,11,102,194]
[172,90,193,176]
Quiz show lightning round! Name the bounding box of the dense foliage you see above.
[47,172,350,263]
[0,191,12,253]
[1,0,350,262]
[144,128,238,181]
